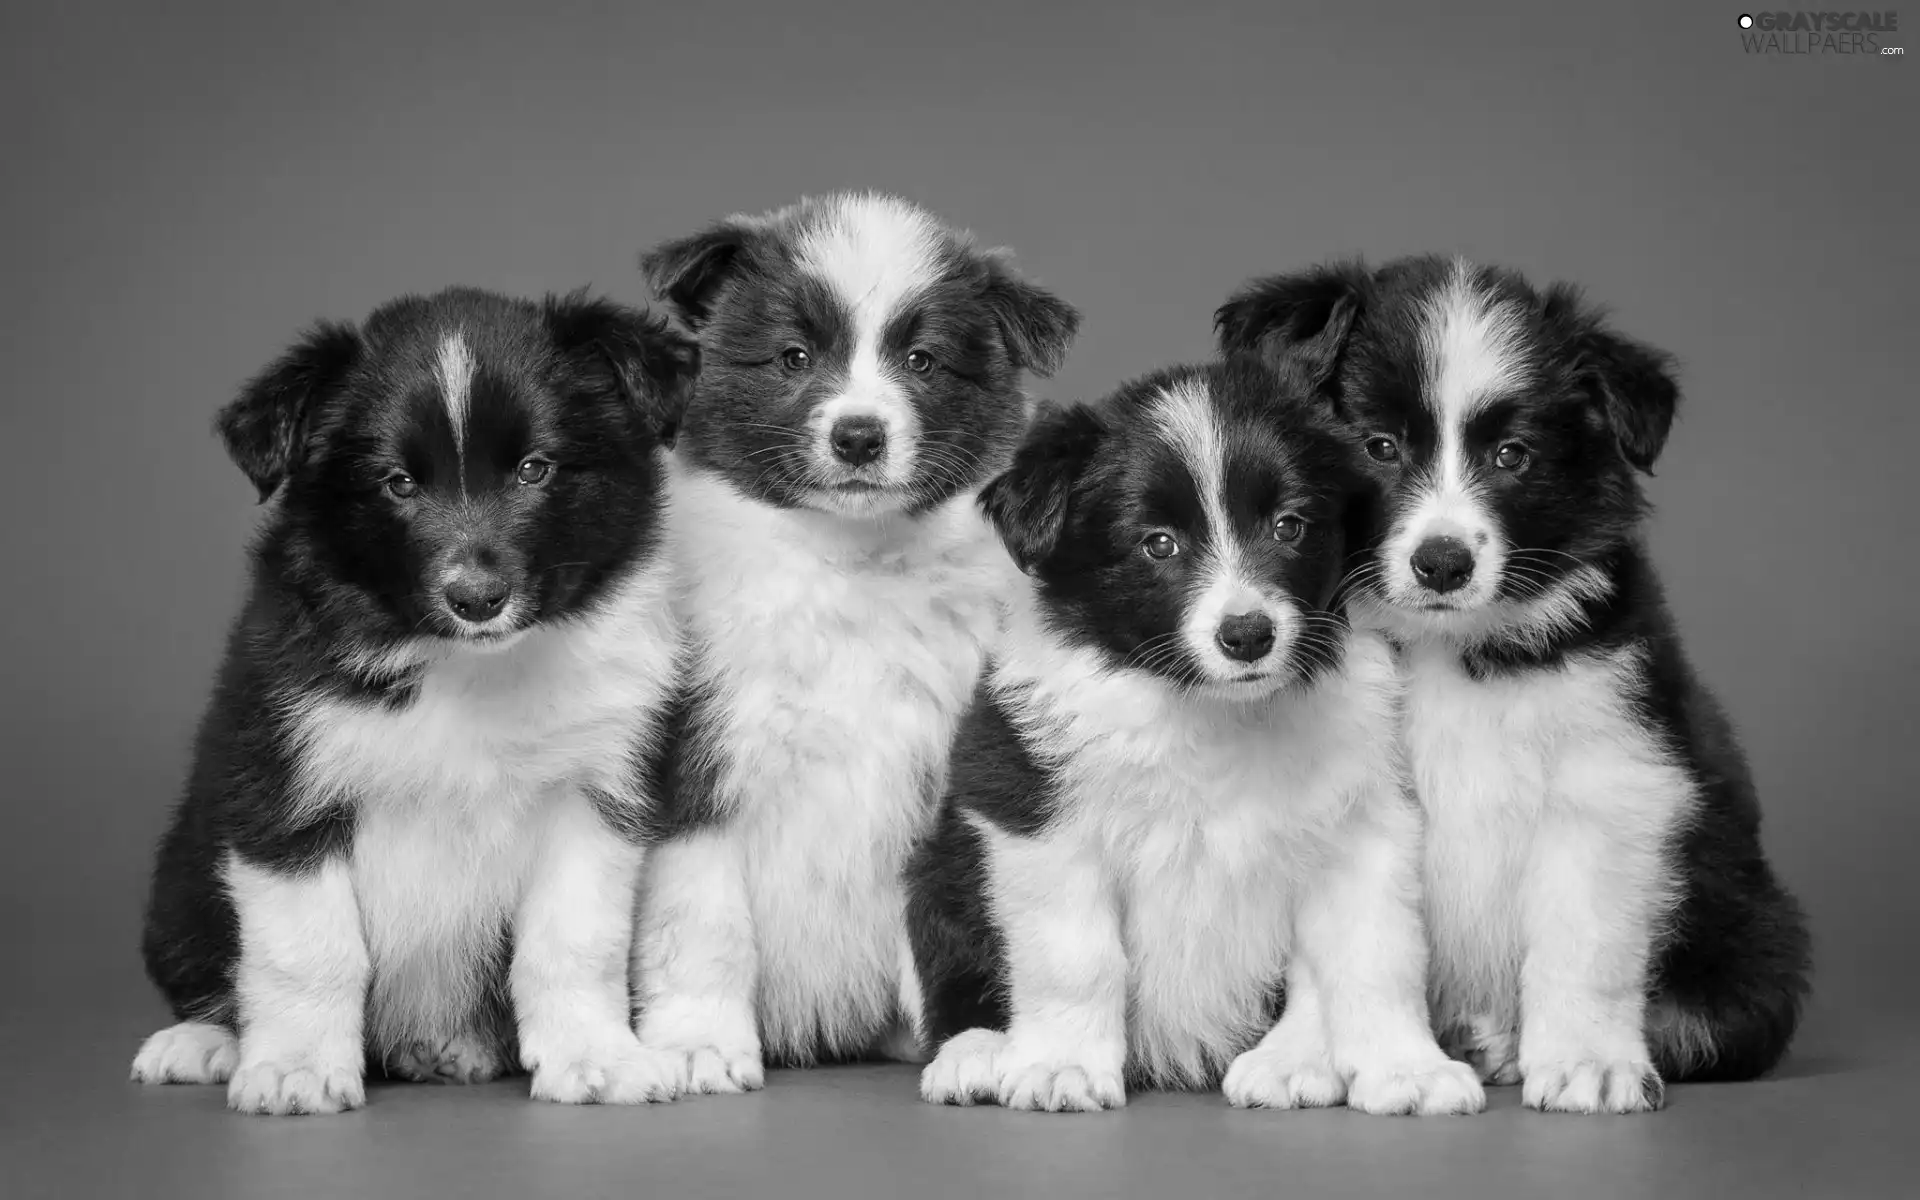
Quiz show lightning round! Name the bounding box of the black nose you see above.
[444,573,510,623]
[830,416,887,467]
[1215,612,1277,663]
[1410,536,1475,594]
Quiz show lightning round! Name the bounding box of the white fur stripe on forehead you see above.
[1149,379,1232,558]
[436,332,475,472]
[1419,260,1528,425]
[795,194,948,323]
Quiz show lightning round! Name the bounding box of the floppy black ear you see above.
[979,402,1106,572]
[639,221,755,327]
[215,322,362,502]
[982,256,1081,377]
[544,291,701,445]
[1545,284,1679,474]
[1214,261,1371,393]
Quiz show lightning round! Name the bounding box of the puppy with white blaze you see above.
[1216,257,1812,1113]
[907,359,1484,1117]
[630,193,1080,1091]
[133,287,698,1114]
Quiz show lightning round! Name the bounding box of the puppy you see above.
[907,359,1483,1116]
[630,193,1079,1090]
[132,287,697,1114]
[1217,257,1812,1112]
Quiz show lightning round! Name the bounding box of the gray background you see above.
[2,1,1912,1196]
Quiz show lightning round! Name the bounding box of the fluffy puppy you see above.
[631,192,1079,1091]
[133,287,697,1114]
[907,359,1483,1116]
[1217,257,1811,1112]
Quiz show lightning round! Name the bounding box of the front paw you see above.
[1347,1056,1486,1116]
[995,1045,1125,1113]
[921,1029,1006,1106]
[1522,1057,1664,1114]
[528,1038,685,1105]
[228,1053,365,1116]
[384,1031,505,1085]
[1222,1046,1345,1110]
[627,1041,763,1096]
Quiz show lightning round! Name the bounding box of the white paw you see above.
[1347,1057,1487,1116]
[227,1053,365,1116]
[921,1029,1006,1106]
[673,1043,764,1095]
[1523,1058,1664,1114]
[132,1021,238,1085]
[1222,1046,1346,1110]
[383,1031,505,1085]
[996,1048,1125,1113]
[1442,1016,1521,1085]
[528,1039,686,1105]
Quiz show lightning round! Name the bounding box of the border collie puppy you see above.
[1216,258,1811,1112]
[630,193,1079,1091]
[907,359,1483,1116]
[132,287,697,1114]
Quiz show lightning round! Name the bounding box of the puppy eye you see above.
[1142,532,1180,560]
[781,347,812,371]
[1494,442,1529,471]
[1273,514,1306,543]
[385,473,418,499]
[904,350,934,375]
[1365,436,1400,463]
[516,457,553,486]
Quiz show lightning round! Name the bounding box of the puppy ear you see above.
[640,221,754,327]
[979,402,1106,571]
[544,291,701,445]
[982,255,1080,377]
[1545,285,1679,474]
[216,322,361,502]
[1214,261,1370,393]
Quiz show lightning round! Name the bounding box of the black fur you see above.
[904,680,1052,1046]
[141,287,695,1038]
[1217,256,1811,1083]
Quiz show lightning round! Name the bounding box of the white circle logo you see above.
[1739,13,1754,28]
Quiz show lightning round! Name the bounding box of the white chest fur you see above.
[997,623,1404,1084]
[665,465,1017,1057]
[1401,640,1690,1028]
[283,569,675,1051]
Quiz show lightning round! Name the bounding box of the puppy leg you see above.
[1222,964,1344,1110]
[514,789,679,1105]
[223,854,369,1116]
[1300,797,1485,1116]
[632,829,763,1095]
[1517,754,1680,1115]
[975,822,1127,1113]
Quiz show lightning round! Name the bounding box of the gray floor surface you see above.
[4,995,1912,1200]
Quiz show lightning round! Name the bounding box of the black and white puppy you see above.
[1217,257,1811,1112]
[133,287,697,1114]
[630,193,1079,1090]
[907,360,1483,1116]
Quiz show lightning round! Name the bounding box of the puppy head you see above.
[641,192,1079,519]
[217,287,697,654]
[983,359,1363,701]
[1217,257,1678,643]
